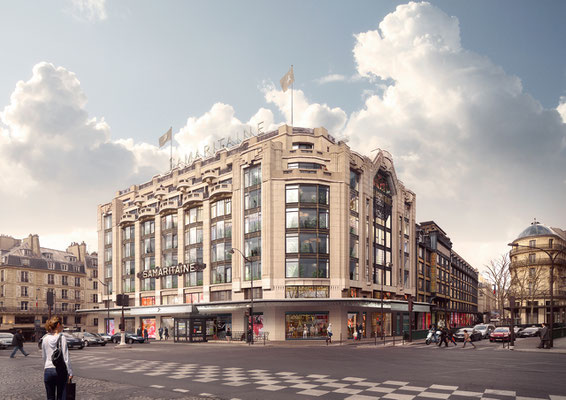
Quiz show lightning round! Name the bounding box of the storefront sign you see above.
[137,263,206,279]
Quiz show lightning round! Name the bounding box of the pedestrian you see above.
[538,323,550,349]
[438,327,449,347]
[326,323,333,345]
[303,324,308,339]
[10,329,29,358]
[448,329,457,346]
[137,327,142,337]
[226,327,232,342]
[143,327,149,343]
[463,329,476,349]
[158,327,163,341]
[164,327,169,340]
[42,316,73,400]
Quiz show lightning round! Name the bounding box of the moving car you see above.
[38,333,85,350]
[110,332,145,344]
[0,332,14,349]
[518,327,541,338]
[73,332,106,346]
[489,327,511,342]
[473,324,495,339]
[98,333,112,343]
[454,328,482,342]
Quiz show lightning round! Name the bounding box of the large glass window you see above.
[285,259,328,278]
[245,261,261,281]
[244,237,261,258]
[244,212,261,234]
[142,220,155,235]
[123,242,135,258]
[244,165,262,187]
[162,252,178,267]
[162,233,178,250]
[244,189,261,210]
[186,207,203,224]
[285,312,329,340]
[288,162,323,170]
[122,225,134,240]
[211,265,231,284]
[162,275,178,289]
[373,170,393,286]
[162,214,178,231]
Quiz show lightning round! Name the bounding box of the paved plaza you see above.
[1,337,565,400]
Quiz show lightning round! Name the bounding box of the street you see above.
[1,337,564,400]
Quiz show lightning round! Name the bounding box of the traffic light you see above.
[116,294,129,307]
[47,291,54,306]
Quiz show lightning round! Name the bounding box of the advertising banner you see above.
[142,318,156,338]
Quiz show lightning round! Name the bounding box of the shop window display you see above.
[285,312,329,339]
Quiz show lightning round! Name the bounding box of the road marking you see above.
[149,384,165,388]
[485,389,516,396]
[173,388,189,393]
[297,389,330,397]
[429,384,458,391]
[383,380,410,386]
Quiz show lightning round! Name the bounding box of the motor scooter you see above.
[425,330,441,345]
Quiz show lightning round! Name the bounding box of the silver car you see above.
[473,324,495,339]
[0,332,14,349]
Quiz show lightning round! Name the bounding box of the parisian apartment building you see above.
[509,221,566,325]
[415,221,479,328]
[0,234,99,339]
[84,125,436,341]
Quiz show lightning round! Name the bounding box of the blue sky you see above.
[1,0,565,271]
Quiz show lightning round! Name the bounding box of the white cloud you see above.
[558,96,566,124]
[315,74,346,84]
[68,0,107,22]
[0,62,164,251]
[344,1,566,271]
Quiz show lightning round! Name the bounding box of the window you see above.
[104,248,112,262]
[62,276,68,286]
[20,301,28,311]
[187,226,203,244]
[162,252,178,267]
[185,292,204,304]
[292,142,313,149]
[185,270,203,287]
[288,162,323,170]
[162,275,178,289]
[211,198,231,218]
[186,207,203,224]
[104,214,112,230]
[75,277,81,287]
[350,170,360,191]
[211,264,231,284]
[21,286,28,297]
[123,260,135,275]
[210,290,232,302]
[244,212,261,234]
[285,259,328,278]
[122,225,135,240]
[142,237,155,254]
[244,165,261,188]
[20,271,29,282]
[285,286,329,298]
[529,240,536,247]
[123,277,135,293]
[350,260,359,280]
[162,233,178,250]
[141,278,155,291]
[245,261,262,281]
[61,303,68,311]
[75,304,81,311]
[48,274,54,284]
[143,256,156,270]
[185,247,203,264]
[162,214,178,231]
[244,237,261,258]
[104,231,112,246]
[244,189,261,210]
[142,220,155,235]
[529,253,536,263]
[61,289,68,299]
[123,242,135,257]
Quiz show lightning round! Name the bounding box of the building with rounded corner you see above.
[84,125,431,341]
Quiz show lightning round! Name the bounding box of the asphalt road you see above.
[2,337,564,400]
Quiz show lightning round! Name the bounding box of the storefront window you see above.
[285,312,329,339]
[285,286,329,298]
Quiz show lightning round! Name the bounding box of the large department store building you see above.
[88,125,430,341]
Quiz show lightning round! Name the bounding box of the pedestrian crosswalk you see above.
[72,354,563,400]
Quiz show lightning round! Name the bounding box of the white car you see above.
[0,332,14,349]
[473,324,495,339]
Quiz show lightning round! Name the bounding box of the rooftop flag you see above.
[159,127,172,148]
[280,66,294,93]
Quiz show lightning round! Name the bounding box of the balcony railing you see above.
[0,306,76,315]
[511,257,566,268]
[177,178,192,192]
[159,199,178,213]
[182,192,204,207]
[510,244,566,257]
[202,169,219,183]
[210,183,232,198]
[119,214,137,225]
[155,186,168,198]
[139,206,156,219]
[133,195,145,206]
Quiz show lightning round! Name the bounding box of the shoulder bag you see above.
[51,334,68,375]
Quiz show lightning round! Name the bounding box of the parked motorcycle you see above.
[425,330,441,345]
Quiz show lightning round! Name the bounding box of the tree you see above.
[510,263,546,324]
[483,254,511,324]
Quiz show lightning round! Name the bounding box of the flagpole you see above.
[170,126,173,171]
[291,65,294,127]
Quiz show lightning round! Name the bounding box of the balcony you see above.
[509,244,566,257]
[119,214,137,225]
[139,206,156,219]
[0,306,75,315]
[202,169,219,183]
[133,195,145,206]
[159,199,179,213]
[210,183,232,198]
[177,178,192,192]
[182,192,204,207]
[510,257,566,268]
[154,185,167,199]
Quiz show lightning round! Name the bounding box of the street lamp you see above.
[508,242,566,348]
[230,247,254,344]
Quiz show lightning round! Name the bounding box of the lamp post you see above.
[98,279,110,335]
[230,247,253,344]
[508,242,566,348]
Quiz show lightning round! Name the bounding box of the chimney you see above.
[23,234,41,256]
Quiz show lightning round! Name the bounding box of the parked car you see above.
[38,333,85,350]
[73,332,106,346]
[490,327,511,342]
[454,328,482,342]
[98,333,112,343]
[111,332,145,344]
[473,324,495,339]
[0,332,14,349]
[518,327,541,338]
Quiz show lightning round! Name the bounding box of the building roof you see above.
[516,221,558,240]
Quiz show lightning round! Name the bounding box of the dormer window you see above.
[43,253,53,259]
[61,264,68,271]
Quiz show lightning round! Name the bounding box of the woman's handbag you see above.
[51,334,68,375]
[66,379,76,400]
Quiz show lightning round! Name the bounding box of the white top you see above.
[42,333,73,376]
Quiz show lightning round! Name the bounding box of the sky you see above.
[1,0,565,274]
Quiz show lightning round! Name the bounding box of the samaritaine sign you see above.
[137,263,206,279]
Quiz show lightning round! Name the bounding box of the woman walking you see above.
[42,316,73,400]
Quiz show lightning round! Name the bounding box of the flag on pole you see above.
[280,66,294,92]
[159,127,172,148]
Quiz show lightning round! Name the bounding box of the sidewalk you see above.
[508,336,566,354]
